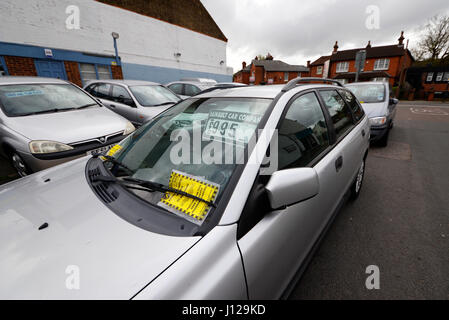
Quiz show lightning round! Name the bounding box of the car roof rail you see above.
[281,77,344,92]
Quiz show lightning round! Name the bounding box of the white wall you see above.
[0,0,231,76]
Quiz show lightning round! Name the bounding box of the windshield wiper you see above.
[76,103,97,110]
[92,174,216,208]
[92,154,134,175]
[152,102,177,106]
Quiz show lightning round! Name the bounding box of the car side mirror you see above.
[265,168,319,210]
[389,98,398,105]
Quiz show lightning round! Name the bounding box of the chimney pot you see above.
[366,40,371,48]
[307,60,311,67]
[333,41,339,54]
[398,31,405,45]
[242,61,247,69]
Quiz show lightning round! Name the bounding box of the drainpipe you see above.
[111,32,120,66]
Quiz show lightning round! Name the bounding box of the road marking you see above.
[409,108,449,116]
[399,104,449,109]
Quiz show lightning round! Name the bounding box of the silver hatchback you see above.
[84,80,182,125]
[0,77,135,176]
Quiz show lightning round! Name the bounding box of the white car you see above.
[0,78,369,299]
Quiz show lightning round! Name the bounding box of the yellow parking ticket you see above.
[158,170,220,225]
[107,144,122,157]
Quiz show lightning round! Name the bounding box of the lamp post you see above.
[111,32,120,66]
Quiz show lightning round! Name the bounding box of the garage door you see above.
[35,60,67,80]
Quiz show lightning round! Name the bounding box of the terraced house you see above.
[309,32,414,88]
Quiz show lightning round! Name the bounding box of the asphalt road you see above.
[289,101,449,299]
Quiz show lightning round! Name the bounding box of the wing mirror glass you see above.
[265,168,319,210]
[389,98,398,105]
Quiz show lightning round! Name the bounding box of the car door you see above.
[317,89,358,197]
[109,85,138,124]
[238,91,345,299]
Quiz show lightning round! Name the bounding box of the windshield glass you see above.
[0,83,99,117]
[104,97,271,225]
[129,85,181,106]
[346,84,385,103]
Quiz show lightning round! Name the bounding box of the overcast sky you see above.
[200,0,449,73]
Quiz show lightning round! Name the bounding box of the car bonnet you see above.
[0,157,200,299]
[359,101,388,118]
[3,107,129,144]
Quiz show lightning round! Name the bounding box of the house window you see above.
[316,66,323,75]
[374,58,390,70]
[372,77,388,82]
[0,57,7,76]
[443,72,449,82]
[284,72,289,81]
[336,61,349,73]
[339,79,348,84]
[79,63,112,85]
[426,72,434,82]
[436,72,444,81]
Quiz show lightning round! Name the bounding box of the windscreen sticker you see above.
[106,144,122,157]
[4,90,43,98]
[203,110,263,144]
[158,170,220,225]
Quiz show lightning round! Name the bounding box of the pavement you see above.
[289,101,449,299]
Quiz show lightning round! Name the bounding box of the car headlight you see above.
[29,140,74,154]
[123,121,136,135]
[369,116,387,126]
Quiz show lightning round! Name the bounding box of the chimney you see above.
[307,60,311,68]
[242,61,247,69]
[398,31,405,46]
[333,41,339,54]
[366,40,371,48]
[255,56,259,61]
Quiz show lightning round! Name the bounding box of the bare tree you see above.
[415,15,449,60]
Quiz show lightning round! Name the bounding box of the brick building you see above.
[0,0,232,86]
[406,64,449,100]
[309,32,414,88]
[233,56,309,85]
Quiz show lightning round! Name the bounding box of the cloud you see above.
[200,0,449,73]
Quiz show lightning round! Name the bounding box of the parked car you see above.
[346,81,398,146]
[166,79,216,99]
[84,80,181,126]
[193,83,248,95]
[0,78,369,299]
[0,77,135,177]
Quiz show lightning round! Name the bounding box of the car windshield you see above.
[129,85,181,106]
[346,83,386,103]
[0,83,99,117]
[104,97,272,225]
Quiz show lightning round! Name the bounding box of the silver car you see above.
[346,81,398,146]
[84,80,181,126]
[166,79,216,99]
[0,78,369,299]
[0,77,136,177]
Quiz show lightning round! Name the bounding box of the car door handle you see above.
[109,104,116,108]
[362,129,366,137]
[335,156,343,172]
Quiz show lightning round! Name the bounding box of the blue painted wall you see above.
[122,62,232,84]
[0,41,232,84]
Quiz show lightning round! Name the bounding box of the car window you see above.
[168,83,183,95]
[345,83,386,103]
[338,89,364,122]
[111,85,134,106]
[185,84,201,96]
[129,85,181,106]
[0,84,99,117]
[95,83,111,99]
[85,84,97,95]
[318,90,354,139]
[277,92,330,169]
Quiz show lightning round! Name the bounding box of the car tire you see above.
[350,159,365,200]
[9,150,30,177]
[378,128,390,147]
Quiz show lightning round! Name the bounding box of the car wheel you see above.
[350,159,365,200]
[10,151,29,177]
[378,128,390,147]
